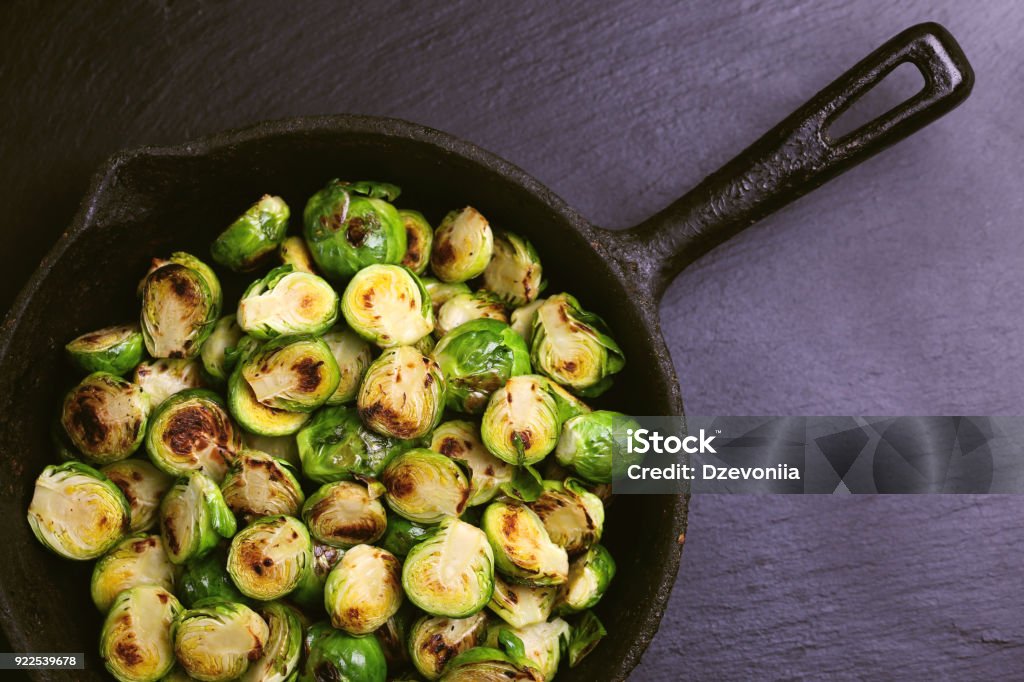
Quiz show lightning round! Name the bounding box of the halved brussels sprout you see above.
[211,195,291,272]
[481,231,544,307]
[303,179,406,280]
[100,585,181,682]
[61,371,149,465]
[239,335,340,412]
[141,256,221,359]
[382,448,469,523]
[480,375,561,465]
[278,235,318,274]
[300,621,388,682]
[487,574,557,629]
[341,264,433,348]
[176,545,247,608]
[200,316,245,383]
[438,647,542,682]
[429,420,514,506]
[226,515,317,601]
[134,358,206,407]
[237,266,339,339]
[101,459,174,532]
[241,601,303,682]
[145,389,242,483]
[566,610,606,668]
[358,346,445,439]
[556,544,615,615]
[554,410,638,484]
[91,533,175,612]
[66,323,145,376]
[297,405,412,483]
[221,450,305,523]
[322,325,374,404]
[482,501,568,586]
[510,298,545,346]
[527,478,604,556]
[373,602,416,671]
[227,363,311,437]
[27,462,130,560]
[324,544,403,635]
[530,293,624,397]
[431,320,530,414]
[159,472,237,565]
[434,291,508,339]
[421,278,471,317]
[408,611,488,680]
[378,515,432,557]
[402,517,494,618]
[241,431,300,468]
[430,207,494,283]
[302,480,387,548]
[172,600,270,681]
[485,619,570,681]
[399,209,434,275]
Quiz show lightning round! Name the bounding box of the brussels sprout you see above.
[159,472,237,565]
[545,381,592,423]
[374,602,416,671]
[481,232,544,307]
[429,421,514,506]
[211,195,290,272]
[408,611,488,680]
[341,265,433,348]
[145,389,242,483]
[134,358,206,407]
[509,299,545,347]
[302,480,387,548]
[90,533,174,612]
[530,293,624,397]
[438,647,542,682]
[238,266,339,339]
[171,600,270,681]
[200,316,245,383]
[167,252,223,304]
[527,478,604,556]
[382,448,469,523]
[303,179,407,280]
[240,601,303,682]
[238,335,340,412]
[377,515,432,557]
[61,371,149,465]
[399,209,434,275]
[402,517,494,617]
[279,235,318,274]
[224,334,262,371]
[566,610,606,668]
[299,621,388,682]
[297,405,412,483]
[434,291,508,339]
[324,544,403,635]
[554,410,638,484]
[312,541,344,582]
[100,585,182,682]
[241,431,301,468]
[322,325,373,404]
[227,363,311,437]
[66,323,145,376]
[421,278,471,317]
[27,462,130,560]
[51,417,80,461]
[556,544,615,615]
[141,256,221,359]
[101,459,174,532]
[358,347,445,440]
[482,501,568,586]
[488,574,557,629]
[480,375,561,466]
[485,619,570,681]
[226,515,317,601]
[431,320,530,414]
[176,545,247,607]
[430,207,494,283]
[221,451,305,523]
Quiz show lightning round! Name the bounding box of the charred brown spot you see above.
[247,634,264,661]
[513,430,532,450]
[315,661,343,681]
[131,471,143,482]
[346,217,371,246]
[115,640,143,666]
[423,632,459,667]
[361,290,375,307]
[424,373,434,388]
[163,517,180,553]
[68,388,110,447]
[262,557,274,567]
[294,358,325,392]
[434,239,455,265]
[484,465,495,476]
[300,294,315,311]
[165,406,216,457]
[506,589,519,604]
[360,403,418,439]
[386,468,416,498]
[557,305,570,323]
[502,510,519,536]
[346,606,362,622]
[157,592,169,604]
[403,226,422,267]
[561,360,578,372]
[439,437,463,457]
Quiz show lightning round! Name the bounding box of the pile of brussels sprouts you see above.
[27,179,631,682]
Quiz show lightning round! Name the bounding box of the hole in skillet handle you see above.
[827,61,926,141]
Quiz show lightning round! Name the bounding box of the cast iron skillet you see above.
[0,22,971,681]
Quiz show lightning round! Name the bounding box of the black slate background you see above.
[2,1,1023,679]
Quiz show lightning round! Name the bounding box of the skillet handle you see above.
[611,22,973,299]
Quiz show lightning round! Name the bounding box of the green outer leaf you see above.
[431,319,530,414]
[211,195,291,272]
[65,324,145,376]
[567,610,607,668]
[297,405,412,483]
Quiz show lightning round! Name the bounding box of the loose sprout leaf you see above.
[568,610,607,667]
[500,464,544,503]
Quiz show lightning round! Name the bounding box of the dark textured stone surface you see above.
[0,1,1021,680]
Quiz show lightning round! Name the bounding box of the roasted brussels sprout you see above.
[546,381,592,423]
[176,545,247,607]
[434,291,508,338]
[528,478,604,556]
[145,389,241,483]
[377,515,432,557]
[382,448,470,523]
[554,410,638,484]
[303,179,406,280]
[101,459,174,532]
[566,610,606,668]
[226,362,311,437]
[61,371,149,465]
[237,266,339,339]
[372,602,416,671]
[429,420,513,506]
[530,293,624,397]
[358,346,445,439]
[402,517,494,617]
[421,278,471,317]
[431,320,530,414]
[510,298,545,346]
[481,231,544,306]
[241,431,300,467]
[399,209,434,275]
[488,574,557,629]
[300,621,388,682]
[297,405,411,483]
[556,544,615,615]
[480,375,561,465]
[134,358,206,406]
[237,335,340,412]
[408,611,488,680]
[100,585,182,682]
[486,618,570,681]
[312,541,344,583]
[91,533,175,612]
[302,480,387,547]
[226,515,317,601]
[211,195,291,272]
[324,544,403,635]
[279,235,318,274]
[66,323,145,376]
[430,207,493,283]
[438,647,542,682]
[482,501,568,586]
[241,601,304,682]
[221,450,305,523]
[322,325,374,404]
[27,461,130,560]
[200,316,245,383]
[141,255,221,359]
[159,472,237,565]
[172,600,270,681]
[341,264,433,348]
